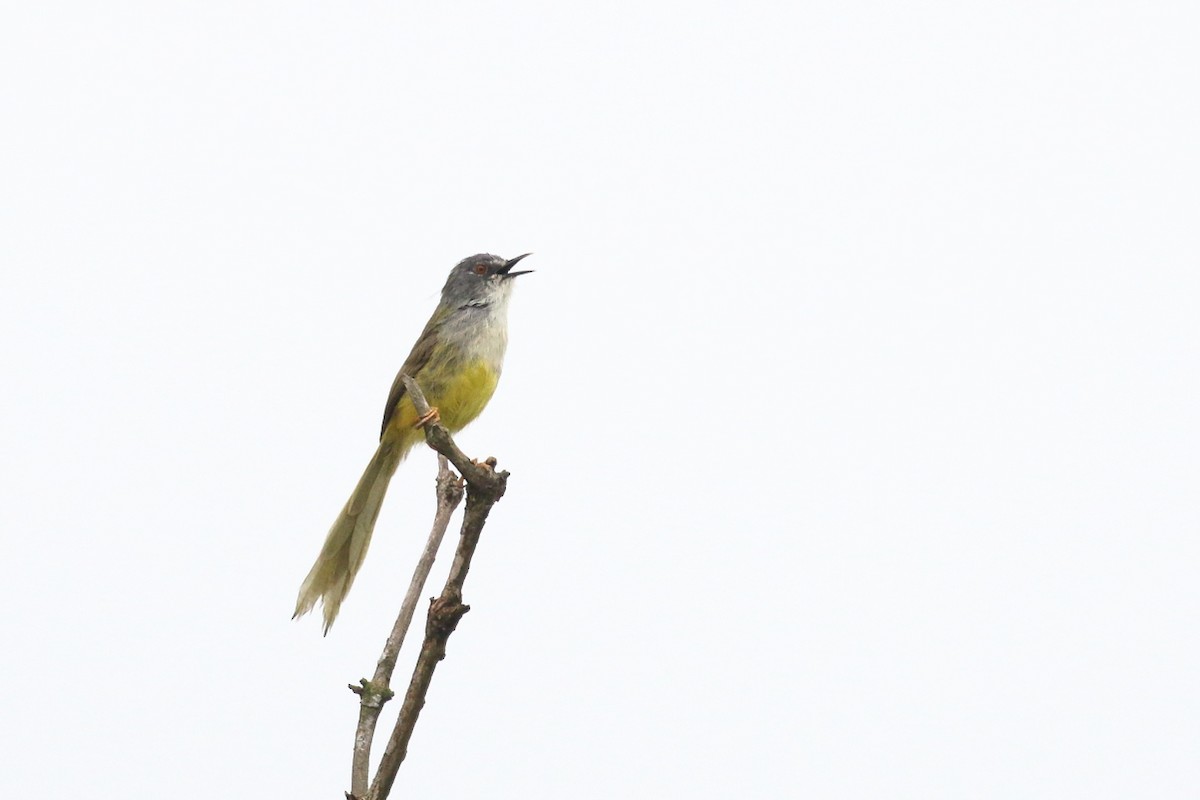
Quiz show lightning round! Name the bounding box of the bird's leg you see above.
[415,407,441,428]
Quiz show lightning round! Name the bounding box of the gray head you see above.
[441,253,533,308]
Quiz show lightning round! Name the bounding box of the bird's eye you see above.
[473,264,487,275]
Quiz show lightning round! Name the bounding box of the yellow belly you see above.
[385,359,500,441]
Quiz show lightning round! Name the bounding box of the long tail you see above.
[294,438,410,633]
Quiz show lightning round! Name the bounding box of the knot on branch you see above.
[425,593,470,645]
[462,457,509,503]
[348,678,394,709]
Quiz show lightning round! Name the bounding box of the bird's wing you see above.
[379,313,442,438]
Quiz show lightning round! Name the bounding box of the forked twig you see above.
[345,375,511,800]
[348,455,462,798]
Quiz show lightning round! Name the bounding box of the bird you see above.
[294,252,533,633]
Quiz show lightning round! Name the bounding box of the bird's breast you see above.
[433,359,501,432]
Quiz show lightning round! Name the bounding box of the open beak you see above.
[499,252,534,278]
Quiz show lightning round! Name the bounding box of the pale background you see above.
[2,2,1197,798]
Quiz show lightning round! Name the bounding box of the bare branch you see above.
[347,455,463,799]
[363,375,510,800]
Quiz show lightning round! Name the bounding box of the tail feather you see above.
[294,439,409,633]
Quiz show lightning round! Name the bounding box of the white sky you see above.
[3,2,1198,797]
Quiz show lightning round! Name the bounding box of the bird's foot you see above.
[415,407,441,428]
